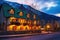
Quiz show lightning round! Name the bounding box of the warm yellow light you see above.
[24,25,30,30]
[33,15,36,19]
[19,12,23,16]
[32,26,36,30]
[9,9,14,14]
[34,20,36,25]
[29,27,32,30]
[28,20,31,24]
[7,25,16,31]
[16,26,21,31]
[47,25,50,29]
[18,19,26,24]
[20,25,25,31]
[27,14,30,18]
[32,26,41,30]
[9,17,16,22]
[38,26,41,29]
[16,25,30,31]
[35,27,37,30]
[13,26,17,31]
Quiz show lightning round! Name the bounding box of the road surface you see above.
[0,32,60,40]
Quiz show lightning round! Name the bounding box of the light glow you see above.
[9,9,14,14]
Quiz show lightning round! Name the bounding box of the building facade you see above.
[0,3,60,34]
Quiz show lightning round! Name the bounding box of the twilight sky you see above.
[2,0,60,17]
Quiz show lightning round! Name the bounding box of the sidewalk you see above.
[0,33,41,38]
[0,31,54,38]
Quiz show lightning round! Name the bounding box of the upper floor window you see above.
[9,9,14,14]
[33,14,36,19]
[19,12,23,16]
[27,13,30,18]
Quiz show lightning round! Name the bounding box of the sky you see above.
[1,0,60,17]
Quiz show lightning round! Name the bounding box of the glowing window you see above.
[33,15,36,19]
[12,19,16,22]
[34,20,36,25]
[9,17,16,22]
[7,25,16,31]
[19,12,23,16]
[18,19,26,24]
[20,25,25,30]
[9,9,14,14]
[24,25,30,30]
[46,24,50,29]
[28,20,31,24]
[16,26,20,31]
[13,25,17,31]
[27,14,30,18]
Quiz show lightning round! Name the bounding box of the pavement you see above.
[0,31,52,38]
[0,32,60,40]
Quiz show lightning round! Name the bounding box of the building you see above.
[0,3,41,33]
[0,2,60,34]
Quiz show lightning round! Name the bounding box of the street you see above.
[0,32,60,40]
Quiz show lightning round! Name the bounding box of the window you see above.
[12,19,16,22]
[7,25,16,31]
[46,23,51,29]
[27,13,30,18]
[18,19,26,24]
[34,20,36,25]
[9,9,14,14]
[9,17,16,22]
[33,14,36,19]
[27,20,31,25]
[19,12,23,16]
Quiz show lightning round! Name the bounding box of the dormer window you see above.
[33,14,36,19]
[19,12,23,16]
[27,13,30,18]
[9,9,14,14]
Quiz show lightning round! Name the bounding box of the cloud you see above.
[5,0,35,5]
[54,13,60,17]
[33,1,57,10]
[45,2,57,10]
[5,0,58,11]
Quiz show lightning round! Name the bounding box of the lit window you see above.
[20,25,25,30]
[27,20,31,24]
[18,19,26,24]
[33,15,36,19]
[19,12,23,16]
[9,17,16,22]
[16,26,21,31]
[27,14,30,18]
[24,25,30,30]
[9,9,14,14]
[12,19,16,22]
[34,20,36,25]
[46,24,50,29]
[7,25,16,31]
[13,25,17,31]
